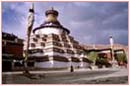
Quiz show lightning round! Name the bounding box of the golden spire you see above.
[45,7,58,22]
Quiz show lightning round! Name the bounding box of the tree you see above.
[115,53,127,65]
[87,51,98,65]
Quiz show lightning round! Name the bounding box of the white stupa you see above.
[24,7,92,68]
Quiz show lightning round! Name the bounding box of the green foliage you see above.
[87,51,98,62]
[96,56,112,67]
[115,53,127,63]
[96,56,107,63]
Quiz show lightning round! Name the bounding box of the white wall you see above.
[35,60,90,68]
[35,61,53,68]
[35,61,70,68]
[53,61,70,68]
[29,53,44,57]
[44,52,53,56]
[35,27,63,35]
[82,62,90,68]
[71,62,80,67]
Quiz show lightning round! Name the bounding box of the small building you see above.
[2,32,24,71]
[83,44,128,68]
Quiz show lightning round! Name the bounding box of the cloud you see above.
[2,2,128,45]
[2,2,31,38]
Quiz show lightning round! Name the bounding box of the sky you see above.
[2,2,128,45]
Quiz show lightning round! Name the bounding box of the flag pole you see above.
[23,3,34,75]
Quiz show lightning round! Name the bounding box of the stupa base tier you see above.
[35,27,63,35]
[35,61,91,68]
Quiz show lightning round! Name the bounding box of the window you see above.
[64,43,71,48]
[53,42,62,47]
[66,49,74,54]
[76,50,82,54]
[53,34,60,41]
[36,34,40,38]
[53,37,60,41]
[53,47,64,53]
[31,43,35,47]
[42,37,46,41]
[44,34,47,37]
[61,36,66,39]
[33,38,38,42]
[69,36,73,40]
[62,39,68,42]
[41,42,45,47]
[52,34,59,39]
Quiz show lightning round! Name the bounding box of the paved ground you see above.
[2,68,128,84]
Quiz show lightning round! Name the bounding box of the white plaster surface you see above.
[35,27,63,35]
